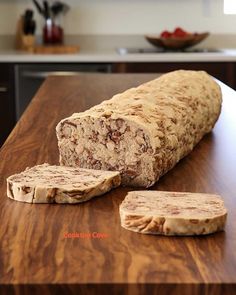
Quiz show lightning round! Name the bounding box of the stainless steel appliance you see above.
[14,63,112,120]
[117,47,222,55]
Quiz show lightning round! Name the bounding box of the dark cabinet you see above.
[112,62,236,89]
[0,62,112,146]
[0,64,16,147]
[15,63,112,119]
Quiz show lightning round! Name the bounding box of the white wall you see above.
[0,0,236,35]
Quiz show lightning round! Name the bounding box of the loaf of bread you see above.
[56,70,222,187]
[7,163,121,204]
[120,191,227,236]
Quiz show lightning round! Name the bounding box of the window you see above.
[224,0,236,14]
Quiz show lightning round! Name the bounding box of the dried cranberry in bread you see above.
[7,163,121,204]
[56,70,222,187]
[119,191,227,236]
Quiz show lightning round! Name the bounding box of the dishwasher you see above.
[14,63,112,120]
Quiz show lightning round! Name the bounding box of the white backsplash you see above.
[0,0,236,35]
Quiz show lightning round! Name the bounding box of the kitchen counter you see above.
[1,34,236,62]
[1,48,236,63]
[0,74,236,295]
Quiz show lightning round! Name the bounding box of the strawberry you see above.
[160,30,172,38]
[173,27,189,37]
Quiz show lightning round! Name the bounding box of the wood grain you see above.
[33,45,80,54]
[0,74,236,295]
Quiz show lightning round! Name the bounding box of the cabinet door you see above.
[113,62,236,89]
[0,64,16,146]
[15,63,112,119]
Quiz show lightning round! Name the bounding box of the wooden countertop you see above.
[0,74,236,295]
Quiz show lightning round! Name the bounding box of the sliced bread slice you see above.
[7,163,121,204]
[120,191,227,236]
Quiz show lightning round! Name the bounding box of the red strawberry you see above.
[173,27,189,37]
[160,30,172,38]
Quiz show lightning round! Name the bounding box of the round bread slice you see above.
[7,163,121,204]
[119,191,227,236]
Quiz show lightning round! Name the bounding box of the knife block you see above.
[15,16,35,52]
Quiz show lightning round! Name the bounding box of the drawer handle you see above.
[0,86,7,93]
[22,71,82,79]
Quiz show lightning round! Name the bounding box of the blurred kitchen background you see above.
[1,0,236,36]
[1,0,236,146]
